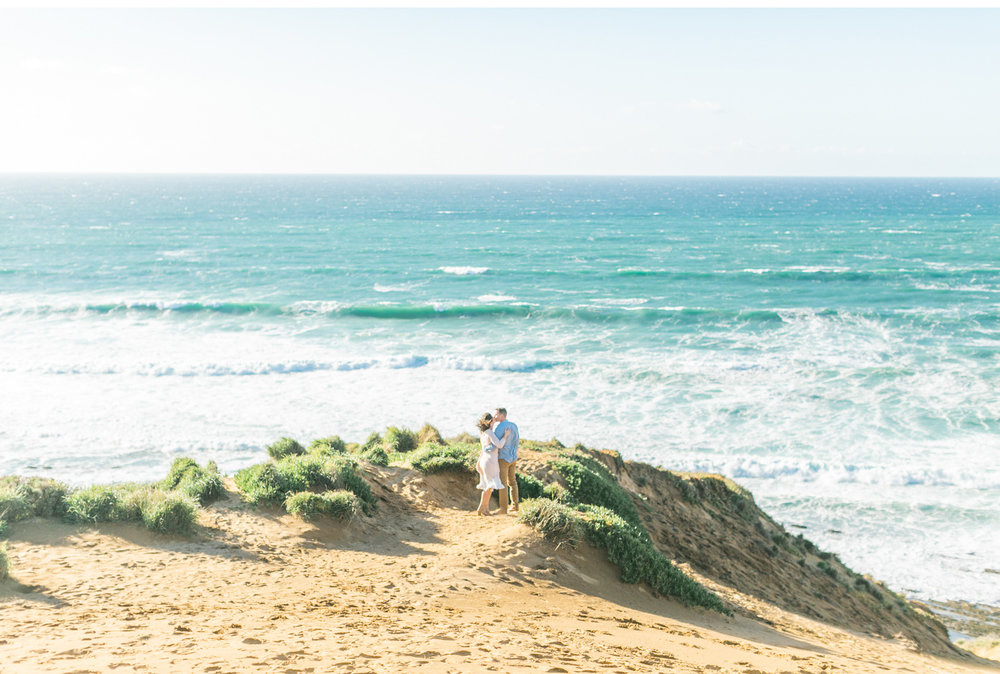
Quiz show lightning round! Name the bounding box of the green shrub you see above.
[267,437,305,460]
[160,458,223,504]
[65,485,129,523]
[319,490,360,519]
[325,456,376,515]
[515,473,545,500]
[551,453,642,528]
[65,483,167,525]
[446,432,478,445]
[416,423,445,446]
[285,490,359,521]
[0,520,7,538]
[793,533,817,554]
[817,560,838,579]
[519,497,584,545]
[0,476,69,520]
[383,427,417,454]
[519,438,564,453]
[361,431,382,451]
[310,436,347,456]
[234,456,333,506]
[360,446,389,466]
[234,455,375,515]
[519,499,728,614]
[140,491,198,534]
[0,486,31,522]
[284,491,325,519]
[161,458,199,489]
[277,455,337,493]
[408,443,478,474]
[543,482,571,503]
[668,474,700,503]
[113,486,147,521]
[234,463,285,505]
[39,481,200,536]
[0,543,9,581]
[177,471,223,505]
[30,479,70,518]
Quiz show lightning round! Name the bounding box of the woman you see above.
[475,412,509,516]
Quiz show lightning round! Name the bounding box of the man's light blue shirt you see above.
[493,420,519,463]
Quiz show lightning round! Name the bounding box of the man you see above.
[492,407,520,514]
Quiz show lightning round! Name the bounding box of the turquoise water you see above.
[1,175,998,605]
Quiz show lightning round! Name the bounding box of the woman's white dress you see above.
[476,429,505,491]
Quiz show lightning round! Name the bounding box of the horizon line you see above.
[2,171,999,180]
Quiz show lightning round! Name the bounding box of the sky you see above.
[0,8,997,176]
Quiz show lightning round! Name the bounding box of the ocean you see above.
[1,174,998,607]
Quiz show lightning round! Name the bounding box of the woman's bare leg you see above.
[478,488,493,515]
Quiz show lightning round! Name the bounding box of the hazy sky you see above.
[0,9,997,175]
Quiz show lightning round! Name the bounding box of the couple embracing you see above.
[474,407,520,516]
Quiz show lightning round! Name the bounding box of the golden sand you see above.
[2,457,997,673]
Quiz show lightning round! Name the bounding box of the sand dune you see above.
[1,455,997,673]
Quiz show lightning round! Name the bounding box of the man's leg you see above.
[507,460,519,511]
[498,459,511,512]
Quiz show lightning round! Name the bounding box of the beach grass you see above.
[0,459,219,537]
[280,455,341,493]
[309,436,348,456]
[234,451,376,515]
[416,423,445,446]
[0,433,874,621]
[383,426,417,454]
[160,458,224,505]
[233,462,286,505]
[515,472,545,500]
[63,483,199,535]
[0,431,948,633]
[518,438,565,453]
[361,431,382,452]
[543,482,571,503]
[267,437,306,460]
[0,476,69,521]
[408,442,478,474]
[139,490,199,534]
[324,456,376,514]
[64,484,133,523]
[285,490,360,521]
[359,445,390,466]
[0,542,8,581]
[550,450,643,528]
[517,496,584,545]
[519,498,728,614]
[0,485,33,522]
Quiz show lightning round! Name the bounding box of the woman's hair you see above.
[476,412,493,432]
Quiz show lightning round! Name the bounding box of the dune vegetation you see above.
[0,425,740,613]
[1,422,939,626]
[0,459,223,542]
